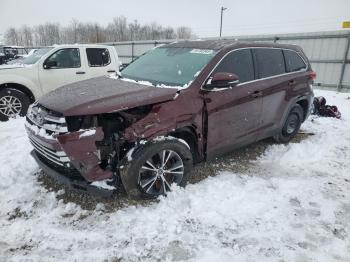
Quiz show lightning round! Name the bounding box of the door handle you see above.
[288,79,297,86]
[250,90,263,98]
[76,71,86,75]
[107,70,116,73]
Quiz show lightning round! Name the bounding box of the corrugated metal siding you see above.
[343,62,350,86]
[107,30,350,90]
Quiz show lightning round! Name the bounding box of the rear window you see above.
[17,48,27,55]
[283,49,307,72]
[213,49,254,83]
[254,48,286,78]
[86,48,111,67]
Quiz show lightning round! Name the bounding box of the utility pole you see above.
[220,6,227,37]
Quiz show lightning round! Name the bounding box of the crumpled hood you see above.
[38,76,179,116]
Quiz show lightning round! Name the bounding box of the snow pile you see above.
[79,129,96,138]
[109,74,191,90]
[0,90,349,261]
[25,121,56,140]
[90,180,116,190]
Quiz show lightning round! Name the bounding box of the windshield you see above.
[22,47,53,65]
[121,47,217,87]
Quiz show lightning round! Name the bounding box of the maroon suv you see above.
[25,40,314,198]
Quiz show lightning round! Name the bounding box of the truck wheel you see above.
[274,104,303,143]
[0,88,30,121]
[120,139,193,199]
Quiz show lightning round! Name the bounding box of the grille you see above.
[26,103,68,133]
[29,136,70,167]
[26,103,82,178]
[35,152,83,179]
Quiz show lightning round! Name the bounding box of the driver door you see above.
[204,49,263,159]
[39,47,88,93]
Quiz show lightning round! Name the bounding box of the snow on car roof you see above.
[163,39,301,52]
[3,46,26,49]
[51,44,113,48]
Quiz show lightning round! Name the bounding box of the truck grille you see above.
[26,103,68,133]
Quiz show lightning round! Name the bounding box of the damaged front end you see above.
[26,103,154,196]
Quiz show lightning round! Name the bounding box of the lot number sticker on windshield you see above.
[190,49,214,55]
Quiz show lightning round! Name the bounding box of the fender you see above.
[0,68,43,99]
[124,113,200,142]
[278,94,312,130]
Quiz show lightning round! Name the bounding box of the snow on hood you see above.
[38,76,179,116]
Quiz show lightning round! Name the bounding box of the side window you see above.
[213,49,254,83]
[253,48,285,78]
[283,49,307,72]
[46,48,81,68]
[17,48,26,55]
[86,48,111,67]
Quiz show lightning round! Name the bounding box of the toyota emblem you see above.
[36,113,45,125]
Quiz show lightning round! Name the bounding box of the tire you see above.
[120,139,193,199]
[0,88,30,121]
[273,104,303,143]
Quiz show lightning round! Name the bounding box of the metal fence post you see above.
[338,35,350,91]
[131,42,135,61]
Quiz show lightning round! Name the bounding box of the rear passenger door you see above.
[252,48,289,138]
[84,47,117,78]
[204,49,263,159]
[253,48,309,139]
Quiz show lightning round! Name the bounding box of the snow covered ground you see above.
[0,89,349,262]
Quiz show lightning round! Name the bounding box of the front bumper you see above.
[31,150,115,197]
[25,120,113,182]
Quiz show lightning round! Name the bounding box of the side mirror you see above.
[44,60,57,69]
[205,72,239,89]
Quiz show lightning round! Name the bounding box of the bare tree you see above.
[107,16,128,42]
[21,25,33,46]
[4,17,195,46]
[176,26,193,39]
[4,27,19,45]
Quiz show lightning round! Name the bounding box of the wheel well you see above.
[0,83,35,103]
[296,99,309,121]
[170,126,200,163]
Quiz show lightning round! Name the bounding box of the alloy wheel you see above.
[0,95,22,117]
[285,114,299,134]
[138,149,184,196]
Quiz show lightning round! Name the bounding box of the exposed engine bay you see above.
[63,105,154,178]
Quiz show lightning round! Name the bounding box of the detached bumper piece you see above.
[31,150,116,198]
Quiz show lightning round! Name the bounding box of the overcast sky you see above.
[0,0,349,39]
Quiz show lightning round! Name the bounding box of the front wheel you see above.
[274,104,304,143]
[0,88,30,121]
[120,139,193,199]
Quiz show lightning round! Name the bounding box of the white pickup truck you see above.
[0,44,120,120]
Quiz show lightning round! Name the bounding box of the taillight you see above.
[310,71,317,80]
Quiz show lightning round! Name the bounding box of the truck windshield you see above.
[121,47,217,87]
[22,48,53,65]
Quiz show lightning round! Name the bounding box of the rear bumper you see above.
[31,150,115,197]
[305,88,315,121]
